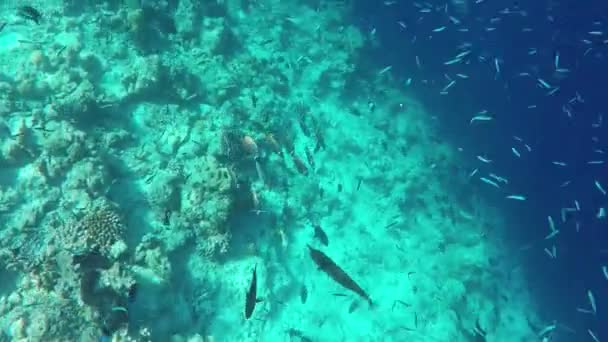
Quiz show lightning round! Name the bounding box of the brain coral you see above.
[61,204,126,259]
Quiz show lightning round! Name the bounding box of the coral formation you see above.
[66,204,125,258]
[0,0,544,341]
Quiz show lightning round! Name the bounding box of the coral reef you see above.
[0,0,542,341]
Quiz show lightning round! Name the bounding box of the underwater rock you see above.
[134,243,172,286]
[123,54,162,98]
[146,170,183,213]
[201,17,238,57]
[54,79,98,122]
[175,0,201,39]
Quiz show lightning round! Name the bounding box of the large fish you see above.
[307,245,372,306]
[244,264,261,319]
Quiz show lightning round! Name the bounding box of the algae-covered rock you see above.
[175,0,201,39]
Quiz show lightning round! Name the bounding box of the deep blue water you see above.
[353,0,608,339]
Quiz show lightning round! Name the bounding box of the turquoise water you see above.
[0,1,572,341]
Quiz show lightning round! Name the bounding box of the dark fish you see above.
[307,245,372,306]
[17,6,42,24]
[0,22,6,33]
[163,209,171,226]
[297,116,311,137]
[311,117,326,152]
[305,147,315,169]
[300,285,308,304]
[474,318,487,341]
[391,300,411,311]
[127,283,138,303]
[313,224,329,246]
[244,264,259,319]
[349,108,362,117]
[385,221,399,229]
[314,139,324,153]
[287,328,313,342]
[292,153,308,175]
[348,300,359,313]
[368,100,376,113]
